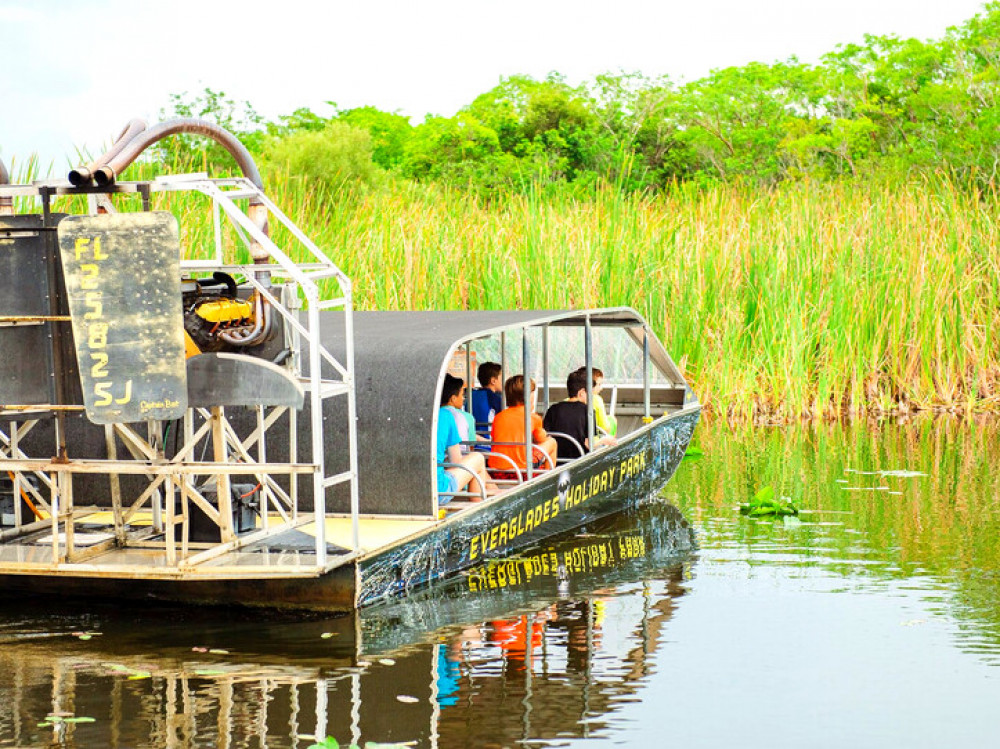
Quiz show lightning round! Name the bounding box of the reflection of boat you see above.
[0,500,693,747]
[0,120,700,611]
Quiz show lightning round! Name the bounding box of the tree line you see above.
[160,3,1000,195]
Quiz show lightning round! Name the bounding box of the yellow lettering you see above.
[499,521,508,547]
[87,323,109,349]
[542,500,550,523]
[550,496,559,519]
[470,536,479,560]
[93,236,108,260]
[84,291,103,320]
[533,505,543,527]
[115,380,132,405]
[94,381,113,406]
[489,525,498,550]
[80,263,100,290]
[74,237,90,260]
[90,352,109,378]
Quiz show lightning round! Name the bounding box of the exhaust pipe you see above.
[96,118,264,191]
[68,118,146,187]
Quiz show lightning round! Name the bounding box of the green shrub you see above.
[264,122,382,189]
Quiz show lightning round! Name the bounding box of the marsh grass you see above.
[84,161,1000,420]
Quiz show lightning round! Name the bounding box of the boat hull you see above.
[0,407,698,612]
[356,406,700,607]
[0,561,359,612]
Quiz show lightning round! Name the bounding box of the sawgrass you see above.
[64,161,1000,420]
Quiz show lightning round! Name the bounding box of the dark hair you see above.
[503,374,535,407]
[572,365,603,387]
[566,369,588,399]
[441,373,465,406]
[477,361,502,388]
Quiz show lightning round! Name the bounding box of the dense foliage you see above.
[141,6,1000,419]
[160,3,1000,195]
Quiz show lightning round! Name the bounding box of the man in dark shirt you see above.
[543,369,593,460]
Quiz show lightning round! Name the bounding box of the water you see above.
[2,418,999,748]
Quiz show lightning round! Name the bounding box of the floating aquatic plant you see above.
[740,486,799,517]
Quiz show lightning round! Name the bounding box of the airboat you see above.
[0,119,700,611]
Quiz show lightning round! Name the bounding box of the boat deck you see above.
[0,510,437,578]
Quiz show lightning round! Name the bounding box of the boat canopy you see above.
[317,309,693,518]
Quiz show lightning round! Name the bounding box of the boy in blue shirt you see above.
[438,374,496,503]
[471,362,503,438]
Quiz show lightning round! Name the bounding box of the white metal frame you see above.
[0,175,361,579]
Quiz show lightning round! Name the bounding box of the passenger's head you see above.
[566,369,589,401]
[478,361,502,389]
[504,374,536,407]
[593,367,604,393]
[573,366,604,391]
[441,373,466,407]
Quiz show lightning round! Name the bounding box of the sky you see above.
[0,0,992,176]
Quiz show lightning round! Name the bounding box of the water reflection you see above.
[665,417,1000,666]
[0,502,694,748]
[5,418,1000,747]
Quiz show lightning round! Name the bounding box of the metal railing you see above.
[0,176,361,576]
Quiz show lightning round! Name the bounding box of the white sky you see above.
[0,0,991,175]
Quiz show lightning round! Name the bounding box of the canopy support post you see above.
[643,327,652,423]
[542,325,550,413]
[500,331,507,409]
[585,315,594,449]
[523,329,533,481]
[465,343,473,415]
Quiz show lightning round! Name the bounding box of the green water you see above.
[1,419,998,747]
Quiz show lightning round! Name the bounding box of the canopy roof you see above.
[317,309,691,517]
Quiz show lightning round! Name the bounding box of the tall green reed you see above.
[17,159,998,420]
